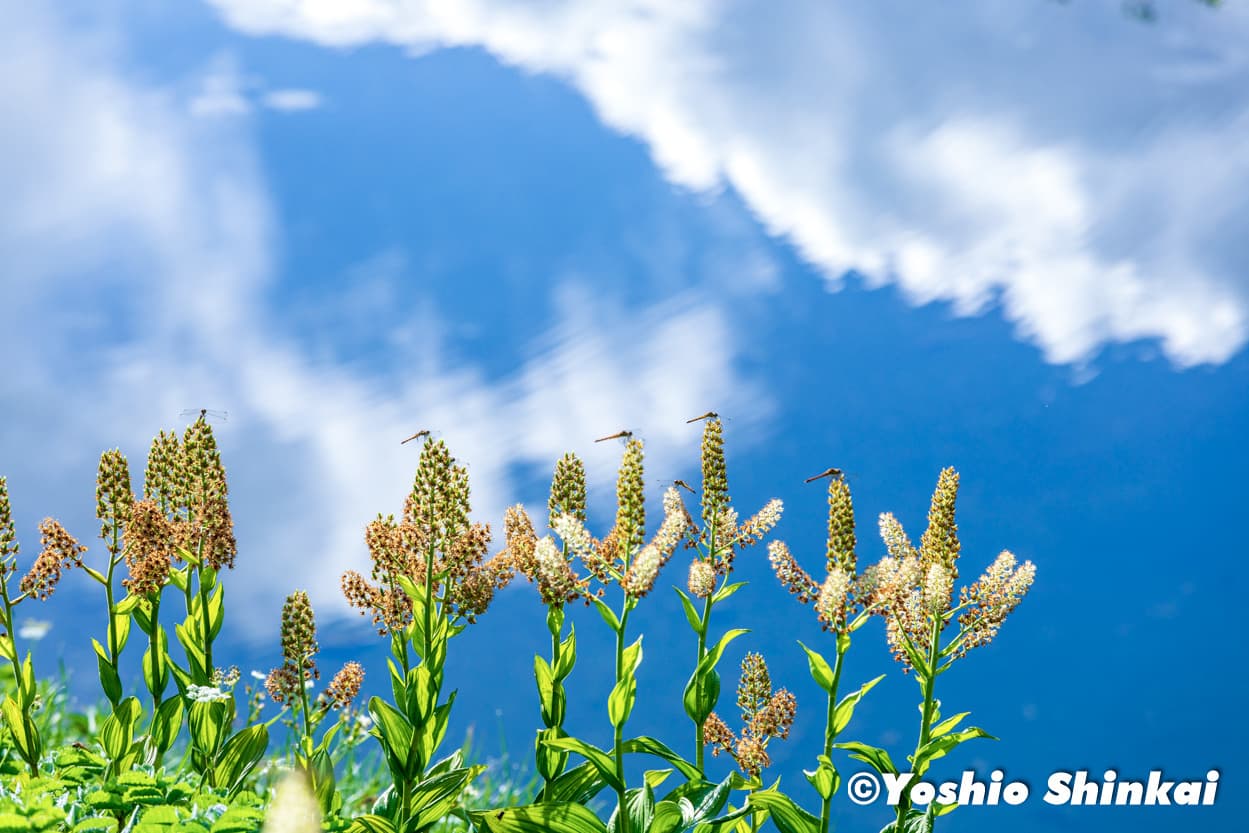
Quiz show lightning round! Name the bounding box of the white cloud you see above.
[205,0,1249,367]
[0,6,769,640]
[262,88,322,111]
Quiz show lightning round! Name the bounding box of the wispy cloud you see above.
[206,0,1249,367]
[0,6,769,638]
[262,88,322,112]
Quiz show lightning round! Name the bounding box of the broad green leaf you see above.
[543,737,623,792]
[408,764,487,829]
[347,815,398,833]
[92,639,123,706]
[621,736,702,781]
[214,724,269,793]
[554,626,577,681]
[471,803,607,833]
[803,755,840,801]
[746,789,819,833]
[546,760,609,805]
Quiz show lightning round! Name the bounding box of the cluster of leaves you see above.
[0,415,1036,833]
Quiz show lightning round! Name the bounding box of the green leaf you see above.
[348,816,398,833]
[188,700,229,758]
[832,674,885,734]
[591,597,621,633]
[621,736,702,782]
[928,712,970,740]
[110,608,132,655]
[368,697,415,779]
[546,761,609,805]
[542,737,623,792]
[797,641,835,694]
[206,584,225,641]
[470,803,607,833]
[675,588,704,634]
[832,741,897,776]
[650,800,686,833]
[99,697,142,761]
[554,626,577,681]
[911,727,996,776]
[0,695,39,765]
[214,724,269,793]
[710,581,747,605]
[536,726,570,782]
[535,656,564,727]
[408,764,486,829]
[803,755,840,801]
[746,788,820,833]
[683,666,721,728]
[92,639,123,706]
[609,783,654,833]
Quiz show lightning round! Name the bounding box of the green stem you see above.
[694,591,712,773]
[895,617,943,831]
[819,642,846,833]
[693,514,718,775]
[613,605,632,833]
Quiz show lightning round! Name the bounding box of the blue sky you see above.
[1,2,1246,830]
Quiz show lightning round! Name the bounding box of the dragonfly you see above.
[653,478,697,495]
[685,411,722,424]
[804,467,850,484]
[594,429,634,444]
[401,429,431,445]
[180,408,228,423]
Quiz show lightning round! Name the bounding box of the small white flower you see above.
[186,684,231,703]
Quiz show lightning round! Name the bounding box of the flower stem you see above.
[819,642,846,833]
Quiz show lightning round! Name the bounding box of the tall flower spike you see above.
[548,453,587,526]
[620,544,662,598]
[825,477,856,575]
[21,519,87,601]
[144,431,183,513]
[615,438,646,553]
[0,477,18,566]
[737,499,783,548]
[699,418,730,525]
[408,439,471,550]
[280,590,319,680]
[96,450,134,552]
[181,420,237,571]
[919,467,960,581]
[816,568,853,633]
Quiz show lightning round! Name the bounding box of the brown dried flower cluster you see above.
[321,660,366,710]
[179,420,238,571]
[122,499,176,596]
[20,519,86,601]
[342,439,515,631]
[704,653,796,778]
[267,590,319,704]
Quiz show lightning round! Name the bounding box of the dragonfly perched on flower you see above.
[686,411,734,424]
[180,408,228,423]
